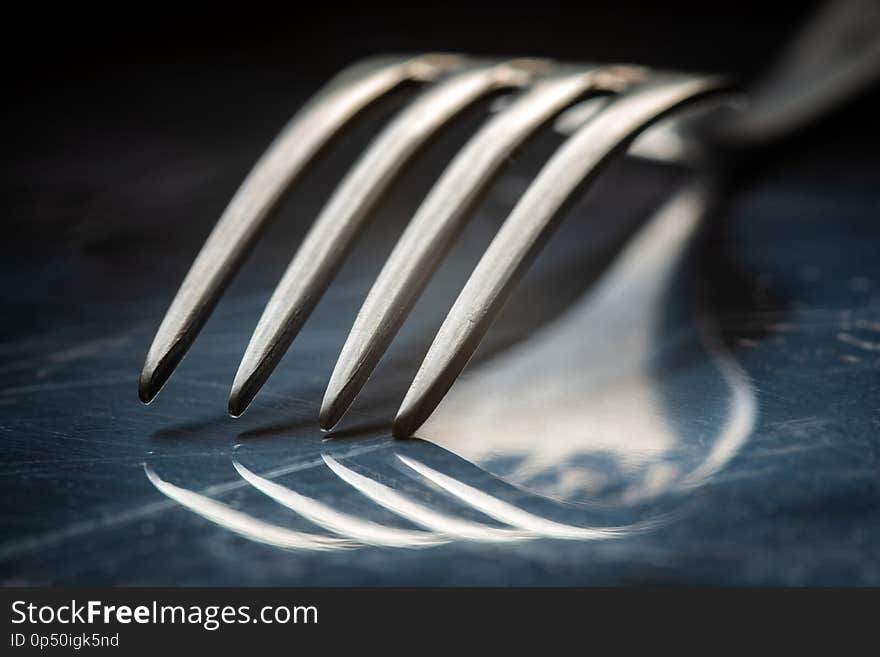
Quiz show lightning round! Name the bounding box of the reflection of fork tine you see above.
[227,59,546,416]
[392,75,723,437]
[396,455,647,540]
[322,455,533,542]
[233,460,448,548]
[139,54,463,404]
[144,464,354,551]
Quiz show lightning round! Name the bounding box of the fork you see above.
[139,0,880,437]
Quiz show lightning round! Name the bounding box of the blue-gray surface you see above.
[2,78,879,585]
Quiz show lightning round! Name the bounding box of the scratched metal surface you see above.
[2,71,879,585]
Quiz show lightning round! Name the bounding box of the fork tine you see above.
[138,54,463,404]
[227,60,548,417]
[318,68,644,430]
[392,74,725,437]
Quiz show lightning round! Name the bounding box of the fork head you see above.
[139,53,725,437]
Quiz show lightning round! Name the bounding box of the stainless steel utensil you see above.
[139,0,880,437]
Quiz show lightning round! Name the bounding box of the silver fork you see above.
[139,0,880,437]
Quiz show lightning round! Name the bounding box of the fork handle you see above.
[720,0,880,144]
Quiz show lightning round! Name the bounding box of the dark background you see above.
[7,1,823,143]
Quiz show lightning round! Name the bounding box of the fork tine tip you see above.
[137,378,156,405]
[228,344,284,418]
[138,359,171,405]
[227,383,254,419]
[319,372,362,430]
[391,406,422,439]
[318,399,343,432]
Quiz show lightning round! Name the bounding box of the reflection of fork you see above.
[145,452,644,552]
[138,1,880,437]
